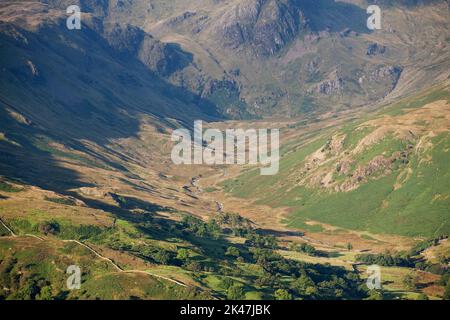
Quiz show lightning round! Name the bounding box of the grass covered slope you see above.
[0,180,371,300]
[222,83,450,237]
[0,237,205,300]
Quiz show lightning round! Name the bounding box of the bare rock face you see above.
[215,0,301,56]
[202,78,240,97]
[369,65,403,89]
[103,23,192,77]
[370,66,402,81]
[139,36,193,77]
[103,23,144,56]
[315,70,344,95]
[367,43,386,56]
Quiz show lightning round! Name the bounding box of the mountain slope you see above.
[101,0,450,117]
[0,0,449,301]
[0,3,222,191]
[13,0,449,119]
[221,81,450,237]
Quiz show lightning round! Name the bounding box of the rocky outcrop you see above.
[103,24,145,55]
[357,65,403,94]
[370,65,403,90]
[336,147,412,192]
[370,66,402,82]
[103,24,193,77]
[139,37,193,77]
[367,43,386,56]
[298,131,414,192]
[214,0,302,56]
[201,78,241,98]
[314,70,344,95]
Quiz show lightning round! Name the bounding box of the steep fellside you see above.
[222,81,450,237]
[0,3,221,191]
[13,0,449,119]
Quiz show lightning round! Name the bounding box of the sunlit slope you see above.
[222,83,450,237]
[0,236,204,300]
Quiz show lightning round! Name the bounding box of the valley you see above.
[1,81,448,300]
[0,0,449,301]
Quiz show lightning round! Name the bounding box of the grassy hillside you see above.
[0,237,207,300]
[0,181,372,300]
[221,82,450,237]
[0,1,449,301]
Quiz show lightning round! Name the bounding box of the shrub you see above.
[410,235,448,256]
[176,248,190,262]
[274,289,292,300]
[44,196,76,206]
[227,285,245,300]
[402,274,418,290]
[0,181,22,193]
[184,261,202,272]
[356,252,414,267]
[181,216,222,239]
[296,243,317,256]
[38,221,60,235]
[225,246,240,258]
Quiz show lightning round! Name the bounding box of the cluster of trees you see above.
[356,252,415,267]
[137,246,174,265]
[439,274,450,300]
[415,260,449,275]
[180,216,221,240]
[219,278,246,300]
[291,243,317,256]
[131,244,216,273]
[409,235,448,256]
[37,220,106,240]
[0,256,63,300]
[245,233,278,249]
[178,212,367,300]
[216,212,253,237]
[248,245,367,300]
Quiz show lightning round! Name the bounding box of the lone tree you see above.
[38,220,60,235]
[227,285,245,300]
[443,283,450,300]
[176,248,190,262]
[402,273,418,290]
[274,289,292,300]
[225,246,240,258]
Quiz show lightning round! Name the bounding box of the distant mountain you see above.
[221,81,450,237]
[36,0,450,118]
[2,1,448,119]
[0,1,449,301]
[0,2,223,190]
